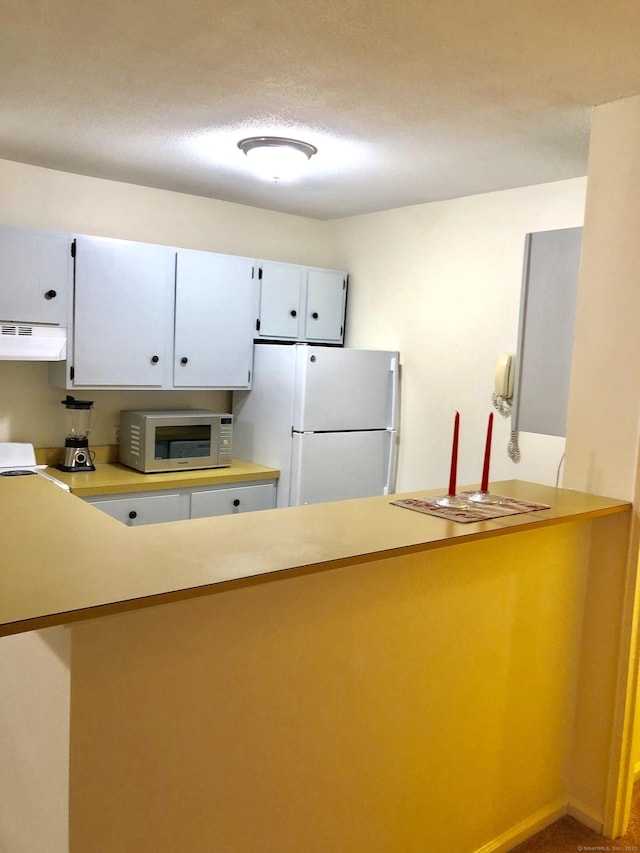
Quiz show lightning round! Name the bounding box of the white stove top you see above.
[0,442,70,490]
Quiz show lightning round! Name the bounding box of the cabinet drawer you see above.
[190,483,276,518]
[85,493,186,526]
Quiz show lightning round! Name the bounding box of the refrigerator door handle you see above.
[389,356,399,431]
[384,428,398,495]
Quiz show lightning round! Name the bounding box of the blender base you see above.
[57,462,96,472]
[57,440,95,472]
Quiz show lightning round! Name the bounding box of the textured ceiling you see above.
[2,0,640,219]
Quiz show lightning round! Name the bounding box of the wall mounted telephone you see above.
[492,353,520,463]
[494,353,514,400]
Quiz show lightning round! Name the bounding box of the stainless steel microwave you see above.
[119,410,233,473]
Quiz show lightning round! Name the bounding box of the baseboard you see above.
[471,798,567,853]
[566,797,604,834]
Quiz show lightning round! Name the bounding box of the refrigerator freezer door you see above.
[293,346,399,432]
[289,430,396,506]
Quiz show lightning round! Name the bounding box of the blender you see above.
[57,395,96,472]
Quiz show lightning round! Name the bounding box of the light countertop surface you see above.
[45,457,280,496]
[0,475,630,636]
[0,477,629,637]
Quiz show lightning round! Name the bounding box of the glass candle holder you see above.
[467,490,502,504]
[434,493,470,509]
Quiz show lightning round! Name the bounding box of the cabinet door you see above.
[303,269,347,343]
[85,492,186,525]
[174,250,254,389]
[257,261,304,340]
[190,482,276,518]
[0,225,69,325]
[513,227,582,437]
[72,236,175,387]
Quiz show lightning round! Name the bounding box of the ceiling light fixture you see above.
[237,136,318,182]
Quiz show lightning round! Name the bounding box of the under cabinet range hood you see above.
[0,323,67,360]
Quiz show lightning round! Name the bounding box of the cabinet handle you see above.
[151,355,159,364]
[44,289,57,300]
[180,357,189,365]
[128,510,137,520]
[233,499,240,507]
[290,310,297,318]
[312,312,319,319]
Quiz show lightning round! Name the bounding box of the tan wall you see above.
[0,361,236,450]
[0,159,338,266]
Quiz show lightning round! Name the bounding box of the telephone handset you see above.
[492,353,520,463]
[494,353,514,400]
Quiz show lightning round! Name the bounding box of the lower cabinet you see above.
[190,483,276,518]
[84,480,277,526]
[85,492,188,526]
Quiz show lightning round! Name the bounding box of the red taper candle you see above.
[480,412,494,493]
[448,411,460,496]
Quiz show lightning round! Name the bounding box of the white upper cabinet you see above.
[256,261,347,344]
[174,250,254,389]
[256,262,305,340]
[0,225,70,325]
[71,235,175,387]
[58,237,256,390]
[304,269,347,342]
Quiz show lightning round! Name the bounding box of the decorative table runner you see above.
[391,494,551,524]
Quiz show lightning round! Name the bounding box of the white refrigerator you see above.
[232,344,400,507]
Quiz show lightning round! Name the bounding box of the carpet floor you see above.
[511,782,640,851]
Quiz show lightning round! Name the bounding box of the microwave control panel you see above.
[219,417,233,464]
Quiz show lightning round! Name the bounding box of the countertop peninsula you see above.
[0,476,629,637]
[34,448,280,496]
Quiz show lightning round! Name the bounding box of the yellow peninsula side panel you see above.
[69,518,614,853]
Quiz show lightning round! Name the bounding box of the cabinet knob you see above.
[233,499,240,507]
[312,312,319,319]
[180,356,189,365]
[44,289,57,300]
[128,510,137,520]
[151,355,159,364]
[290,310,297,318]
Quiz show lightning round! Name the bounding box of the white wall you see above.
[563,95,640,825]
[565,97,640,500]
[330,178,587,493]
[0,628,70,853]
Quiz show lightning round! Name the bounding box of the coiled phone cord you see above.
[492,392,520,463]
